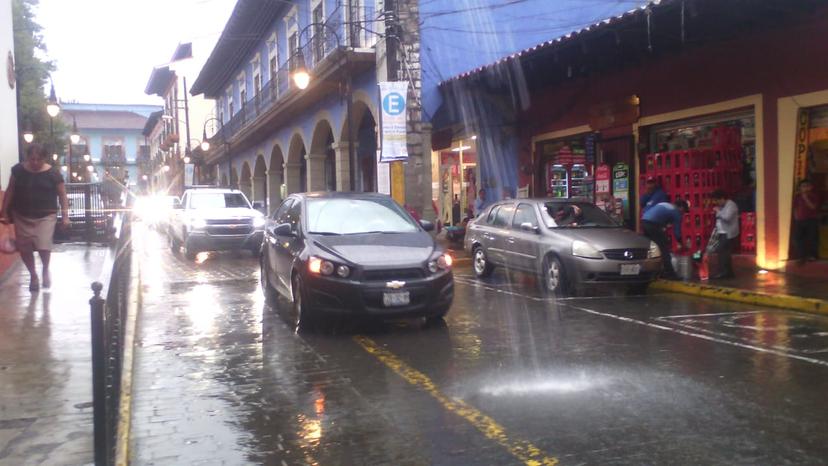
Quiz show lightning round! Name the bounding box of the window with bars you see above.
[288,32,298,71]
[312,3,324,63]
[270,55,279,94]
[349,0,362,47]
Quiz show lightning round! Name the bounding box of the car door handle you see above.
[506,237,516,244]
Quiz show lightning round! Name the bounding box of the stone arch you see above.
[253,154,267,210]
[221,173,228,187]
[309,118,336,191]
[239,161,253,199]
[268,143,285,213]
[286,132,307,194]
[341,98,379,192]
[230,167,238,188]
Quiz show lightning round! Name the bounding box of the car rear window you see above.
[492,205,514,227]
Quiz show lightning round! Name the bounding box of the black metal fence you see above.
[57,183,118,244]
[89,209,133,465]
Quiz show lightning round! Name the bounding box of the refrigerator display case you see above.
[546,163,569,198]
[569,164,593,201]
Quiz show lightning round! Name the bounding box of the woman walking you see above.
[0,144,69,291]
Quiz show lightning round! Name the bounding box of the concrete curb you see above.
[651,279,828,316]
[115,236,142,466]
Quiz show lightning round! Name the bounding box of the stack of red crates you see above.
[643,126,745,255]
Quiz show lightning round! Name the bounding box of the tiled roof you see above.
[63,110,149,131]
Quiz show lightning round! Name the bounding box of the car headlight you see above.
[572,240,602,259]
[648,240,662,258]
[336,265,350,278]
[252,215,266,228]
[308,256,350,277]
[188,218,207,229]
[429,253,452,273]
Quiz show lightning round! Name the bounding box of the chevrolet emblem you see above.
[386,280,406,289]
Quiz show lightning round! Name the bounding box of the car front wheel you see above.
[292,275,317,333]
[473,246,495,278]
[542,255,568,297]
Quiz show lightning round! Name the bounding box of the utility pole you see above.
[384,0,406,205]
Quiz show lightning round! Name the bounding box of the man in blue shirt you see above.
[640,177,668,215]
[642,199,689,279]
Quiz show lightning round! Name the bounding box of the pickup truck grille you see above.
[202,218,254,235]
[207,218,253,225]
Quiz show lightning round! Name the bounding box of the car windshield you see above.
[542,202,619,228]
[189,193,250,209]
[306,198,419,235]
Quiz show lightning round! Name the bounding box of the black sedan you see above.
[260,192,454,331]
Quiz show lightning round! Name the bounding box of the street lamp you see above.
[289,22,355,190]
[22,120,34,143]
[46,81,61,118]
[292,51,310,90]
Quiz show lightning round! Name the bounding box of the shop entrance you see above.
[597,136,635,228]
[790,105,828,261]
[640,109,757,255]
[438,144,478,226]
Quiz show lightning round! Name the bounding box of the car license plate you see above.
[383,291,410,307]
[620,264,641,276]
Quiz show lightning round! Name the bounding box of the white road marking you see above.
[657,311,765,319]
[564,304,828,368]
[453,279,828,368]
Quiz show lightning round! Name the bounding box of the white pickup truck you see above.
[168,188,266,260]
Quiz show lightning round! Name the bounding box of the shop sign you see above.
[794,109,809,183]
[585,133,596,164]
[595,164,611,195]
[589,95,640,131]
[378,81,409,162]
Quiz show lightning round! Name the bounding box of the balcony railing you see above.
[209,23,375,148]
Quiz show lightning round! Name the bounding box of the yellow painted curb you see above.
[651,279,828,316]
[115,232,142,466]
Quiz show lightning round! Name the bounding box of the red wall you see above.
[518,7,828,263]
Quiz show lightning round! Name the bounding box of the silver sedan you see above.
[464,199,663,296]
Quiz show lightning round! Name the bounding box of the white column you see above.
[331,142,356,191]
[306,152,327,191]
[284,162,303,194]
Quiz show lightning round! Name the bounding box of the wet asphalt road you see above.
[130,226,828,465]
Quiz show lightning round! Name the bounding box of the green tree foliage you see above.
[13,0,66,157]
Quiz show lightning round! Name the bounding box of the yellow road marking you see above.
[354,336,558,466]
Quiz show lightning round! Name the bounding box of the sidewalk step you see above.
[651,279,828,316]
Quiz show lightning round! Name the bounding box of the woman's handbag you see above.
[0,222,16,254]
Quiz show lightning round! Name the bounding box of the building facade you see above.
[189,0,639,217]
[145,42,219,195]
[60,103,160,187]
[436,0,828,273]
[0,0,18,191]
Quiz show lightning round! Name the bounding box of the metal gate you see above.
[56,183,115,243]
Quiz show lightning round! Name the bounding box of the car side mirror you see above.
[520,222,540,233]
[274,223,294,237]
[173,199,182,209]
[420,220,435,232]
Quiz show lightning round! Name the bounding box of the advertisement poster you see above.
[612,162,630,220]
[594,163,613,214]
[378,81,409,162]
[377,150,391,195]
[794,108,809,183]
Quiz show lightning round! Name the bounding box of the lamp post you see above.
[67,116,80,183]
[201,117,231,188]
[46,81,61,162]
[291,22,356,191]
